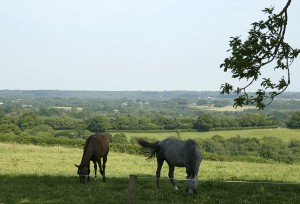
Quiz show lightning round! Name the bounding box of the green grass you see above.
[1,143,300,203]
[118,128,300,143]
[51,106,83,111]
[189,105,256,112]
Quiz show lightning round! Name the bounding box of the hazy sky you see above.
[1,0,300,91]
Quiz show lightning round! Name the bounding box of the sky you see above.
[1,0,300,92]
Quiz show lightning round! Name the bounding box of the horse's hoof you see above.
[174,186,179,191]
[185,189,194,195]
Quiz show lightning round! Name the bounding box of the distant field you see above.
[51,106,83,111]
[189,105,256,112]
[113,128,300,143]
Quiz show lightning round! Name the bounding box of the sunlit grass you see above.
[188,105,256,112]
[1,142,299,183]
[120,128,300,143]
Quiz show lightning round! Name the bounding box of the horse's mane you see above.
[82,135,94,158]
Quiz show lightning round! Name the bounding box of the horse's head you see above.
[185,175,198,195]
[74,164,89,184]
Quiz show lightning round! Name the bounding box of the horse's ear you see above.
[74,164,79,168]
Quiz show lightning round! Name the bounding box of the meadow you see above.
[189,105,256,112]
[115,128,300,143]
[0,142,300,203]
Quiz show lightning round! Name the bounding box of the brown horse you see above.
[75,133,109,184]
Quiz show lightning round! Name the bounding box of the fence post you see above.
[128,175,137,204]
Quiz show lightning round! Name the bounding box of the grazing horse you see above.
[75,133,109,184]
[137,138,202,194]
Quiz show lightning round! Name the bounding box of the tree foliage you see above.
[221,0,300,109]
[286,111,300,129]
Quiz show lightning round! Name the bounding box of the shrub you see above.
[0,132,18,142]
[286,111,300,129]
[201,135,229,155]
[112,133,128,144]
[0,124,21,135]
[110,143,141,154]
[258,137,294,163]
[289,139,300,155]
[30,125,54,134]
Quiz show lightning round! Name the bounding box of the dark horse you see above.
[75,133,109,184]
[137,138,202,194]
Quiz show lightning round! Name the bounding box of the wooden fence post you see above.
[128,175,137,204]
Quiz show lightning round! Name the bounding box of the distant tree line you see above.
[1,93,300,135]
[0,111,294,136]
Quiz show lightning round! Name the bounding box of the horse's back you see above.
[158,139,201,168]
[93,133,109,145]
[89,133,109,157]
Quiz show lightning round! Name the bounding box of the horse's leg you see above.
[101,154,107,183]
[168,165,178,190]
[96,158,105,182]
[185,167,197,194]
[156,159,164,189]
[93,160,97,179]
[87,162,91,182]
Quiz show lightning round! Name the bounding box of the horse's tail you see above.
[136,138,159,160]
[186,140,198,178]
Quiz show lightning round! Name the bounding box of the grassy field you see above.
[114,128,300,143]
[0,142,300,203]
[189,105,256,112]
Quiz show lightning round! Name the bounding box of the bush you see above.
[30,125,54,134]
[0,124,21,135]
[289,139,300,155]
[201,135,229,155]
[286,111,300,128]
[0,132,18,142]
[54,131,74,138]
[112,133,128,144]
[259,137,295,163]
[110,143,141,154]
[197,135,300,163]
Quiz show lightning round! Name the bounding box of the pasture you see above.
[189,105,256,112]
[118,128,300,143]
[0,142,300,203]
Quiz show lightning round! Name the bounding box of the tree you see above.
[85,115,110,133]
[193,114,214,131]
[44,116,81,130]
[17,112,40,130]
[112,133,128,144]
[286,111,300,129]
[220,0,300,109]
[0,124,21,135]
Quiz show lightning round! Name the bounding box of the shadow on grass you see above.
[0,175,299,204]
[0,175,129,204]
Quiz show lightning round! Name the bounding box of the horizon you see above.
[1,89,300,94]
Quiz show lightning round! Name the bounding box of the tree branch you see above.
[220,0,299,109]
